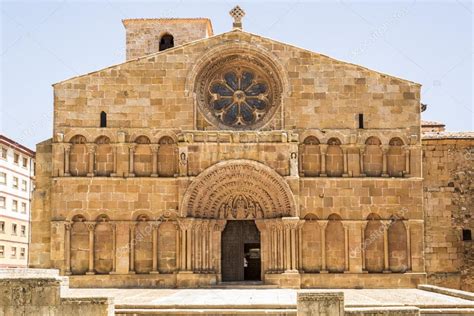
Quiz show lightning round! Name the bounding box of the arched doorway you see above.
[221,220,261,282]
[179,159,298,284]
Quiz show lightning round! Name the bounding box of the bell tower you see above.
[122,18,213,60]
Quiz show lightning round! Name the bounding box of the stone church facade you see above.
[29,9,470,290]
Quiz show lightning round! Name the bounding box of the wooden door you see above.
[221,221,244,281]
[221,220,261,282]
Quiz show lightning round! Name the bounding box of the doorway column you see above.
[213,220,227,276]
[282,217,301,273]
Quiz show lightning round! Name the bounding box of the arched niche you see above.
[364,213,384,273]
[181,159,296,219]
[325,213,345,272]
[94,215,113,274]
[388,219,408,272]
[364,136,383,177]
[301,213,321,272]
[134,136,152,177]
[326,138,343,177]
[70,215,89,275]
[134,215,153,274]
[388,137,405,177]
[95,136,113,176]
[69,135,88,176]
[158,221,177,273]
[158,136,177,177]
[300,136,321,176]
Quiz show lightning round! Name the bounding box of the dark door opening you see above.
[221,220,261,282]
[244,243,261,281]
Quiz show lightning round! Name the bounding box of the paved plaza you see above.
[63,288,474,309]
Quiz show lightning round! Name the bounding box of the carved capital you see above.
[319,144,328,154]
[128,144,137,152]
[214,219,227,232]
[63,143,72,152]
[381,145,390,154]
[318,220,329,230]
[282,216,300,229]
[151,145,160,153]
[86,144,97,153]
[177,218,194,231]
[87,223,96,231]
[359,145,366,155]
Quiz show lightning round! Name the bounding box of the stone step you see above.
[213,281,279,289]
[115,308,296,315]
[420,308,474,315]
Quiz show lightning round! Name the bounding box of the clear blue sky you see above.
[1,0,472,149]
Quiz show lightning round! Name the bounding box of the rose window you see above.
[195,55,282,130]
[208,70,270,127]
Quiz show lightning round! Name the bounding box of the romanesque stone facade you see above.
[30,10,432,289]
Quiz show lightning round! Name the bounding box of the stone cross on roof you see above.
[229,5,245,30]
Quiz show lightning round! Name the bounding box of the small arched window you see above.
[100,111,107,128]
[159,34,174,51]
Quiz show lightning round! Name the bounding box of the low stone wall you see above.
[297,291,421,316]
[0,268,114,316]
[345,307,420,316]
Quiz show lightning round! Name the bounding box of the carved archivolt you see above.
[181,159,296,219]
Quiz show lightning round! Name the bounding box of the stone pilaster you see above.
[151,221,161,274]
[319,144,327,177]
[359,145,366,177]
[63,143,71,176]
[86,223,96,275]
[128,144,136,177]
[151,145,159,177]
[381,145,389,177]
[86,144,96,177]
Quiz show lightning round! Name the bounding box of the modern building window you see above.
[22,157,28,168]
[20,225,26,237]
[20,247,25,259]
[21,202,27,214]
[0,172,6,184]
[0,196,5,208]
[1,147,7,159]
[11,247,16,258]
[21,180,27,191]
[0,245,4,258]
[12,176,18,189]
[12,200,18,212]
[13,153,19,164]
[0,221,4,233]
[12,223,17,235]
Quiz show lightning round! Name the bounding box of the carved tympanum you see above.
[181,160,295,219]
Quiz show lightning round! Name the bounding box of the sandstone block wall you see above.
[123,18,213,60]
[0,269,113,316]
[423,136,473,292]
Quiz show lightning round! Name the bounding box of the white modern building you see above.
[0,135,35,267]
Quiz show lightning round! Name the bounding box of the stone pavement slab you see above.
[63,288,474,309]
